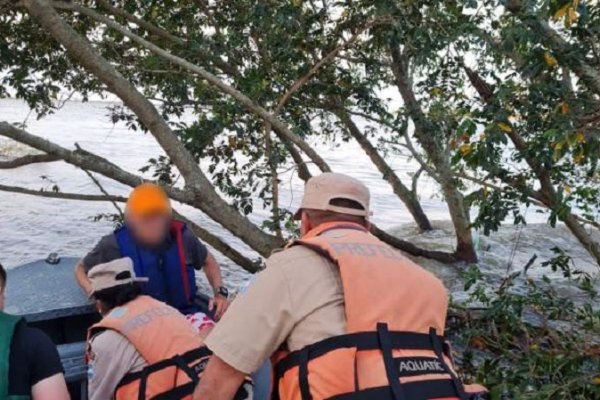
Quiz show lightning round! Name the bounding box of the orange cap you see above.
[126,183,172,217]
[294,173,370,220]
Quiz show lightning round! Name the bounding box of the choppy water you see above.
[0,99,595,295]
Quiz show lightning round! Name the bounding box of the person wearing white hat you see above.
[86,257,252,400]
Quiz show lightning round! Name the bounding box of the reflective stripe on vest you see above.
[272,222,486,400]
[87,296,205,400]
[115,220,198,314]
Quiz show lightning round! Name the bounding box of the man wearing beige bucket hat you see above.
[85,257,254,400]
[194,172,488,400]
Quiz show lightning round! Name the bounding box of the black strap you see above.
[173,354,200,383]
[151,382,196,400]
[327,379,461,400]
[298,347,312,400]
[118,346,212,389]
[429,328,467,400]
[138,368,149,400]
[271,380,280,400]
[151,377,253,400]
[377,323,405,400]
[275,330,445,380]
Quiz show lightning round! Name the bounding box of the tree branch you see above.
[0,181,260,271]
[458,172,600,230]
[264,122,283,240]
[0,153,61,169]
[0,183,127,202]
[77,146,124,219]
[95,0,183,44]
[389,44,477,262]
[507,1,600,96]
[0,121,158,196]
[276,17,392,113]
[25,0,205,189]
[52,1,331,174]
[172,211,260,273]
[94,0,241,77]
[463,60,600,265]
[370,225,460,264]
[22,0,283,257]
[333,105,433,232]
[249,30,312,182]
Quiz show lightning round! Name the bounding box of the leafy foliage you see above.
[0,0,599,393]
[0,1,598,261]
[453,259,600,399]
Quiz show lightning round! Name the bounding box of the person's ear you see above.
[95,300,105,315]
[300,211,311,236]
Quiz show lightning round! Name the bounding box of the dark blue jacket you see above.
[115,221,198,314]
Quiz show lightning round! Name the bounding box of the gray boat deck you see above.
[5,257,94,321]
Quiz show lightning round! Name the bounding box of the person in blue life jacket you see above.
[74,183,229,322]
[0,262,70,400]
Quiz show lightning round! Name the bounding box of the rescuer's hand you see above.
[209,295,229,321]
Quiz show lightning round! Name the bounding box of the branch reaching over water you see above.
[0,121,196,203]
[370,225,460,264]
[389,44,477,262]
[333,105,432,232]
[172,211,260,273]
[0,183,126,202]
[0,182,259,271]
[462,63,600,266]
[0,154,61,169]
[276,17,392,113]
[51,0,331,174]
[77,147,124,219]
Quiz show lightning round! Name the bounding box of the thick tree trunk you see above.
[464,65,600,266]
[389,45,477,262]
[334,107,433,232]
[264,123,284,240]
[287,142,312,182]
[23,0,282,257]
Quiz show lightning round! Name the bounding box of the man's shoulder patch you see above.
[108,306,128,319]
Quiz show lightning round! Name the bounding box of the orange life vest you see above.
[271,222,487,400]
[87,295,210,400]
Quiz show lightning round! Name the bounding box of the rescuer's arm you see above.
[28,327,70,400]
[32,373,70,400]
[76,234,122,295]
[204,251,229,320]
[193,355,246,400]
[195,265,295,399]
[74,260,93,296]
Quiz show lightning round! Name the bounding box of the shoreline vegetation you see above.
[450,266,599,399]
[397,221,600,399]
